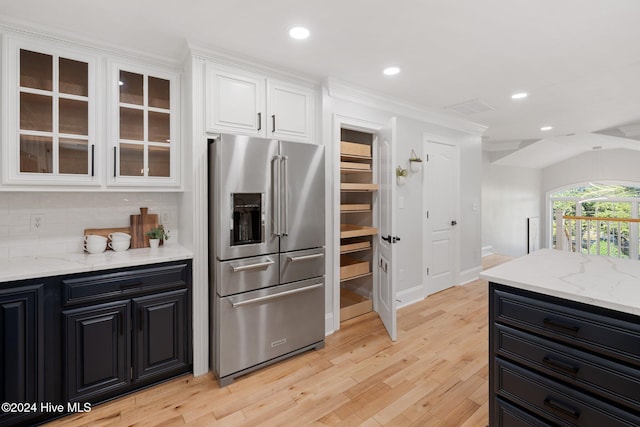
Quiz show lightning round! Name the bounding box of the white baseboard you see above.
[482,246,494,257]
[396,284,426,309]
[325,313,335,336]
[458,265,482,285]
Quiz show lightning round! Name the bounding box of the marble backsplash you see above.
[0,192,179,259]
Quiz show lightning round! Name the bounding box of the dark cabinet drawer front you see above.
[493,288,640,366]
[495,324,640,413]
[496,397,553,427]
[62,263,189,305]
[496,359,640,427]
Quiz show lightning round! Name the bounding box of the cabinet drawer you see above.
[62,263,189,306]
[492,287,640,367]
[496,358,640,427]
[496,397,553,427]
[495,324,640,413]
[280,248,324,284]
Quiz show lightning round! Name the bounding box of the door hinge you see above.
[426,154,429,162]
[427,267,430,276]
[426,211,429,219]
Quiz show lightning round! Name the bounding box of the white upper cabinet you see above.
[108,61,181,187]
[2,36,100,186]
[205,65,315,143]
[267,80,314,142]
[206,69,264,135]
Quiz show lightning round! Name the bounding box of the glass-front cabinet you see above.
[2,38,99,185]
[110,62,179,186]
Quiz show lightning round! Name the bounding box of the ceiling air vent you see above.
[446,98,495,115]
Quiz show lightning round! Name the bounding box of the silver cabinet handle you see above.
[231,283,323,308]
[230,259,274,273]
[288,253,324,262]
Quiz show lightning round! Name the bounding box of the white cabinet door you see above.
[108,60,181,188]
[1,36,101,187]
[206,67,264,135]
[267,80,314,143]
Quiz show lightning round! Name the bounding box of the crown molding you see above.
[0,17,183,70]
[188,43,320,88]
[325,77,488,136]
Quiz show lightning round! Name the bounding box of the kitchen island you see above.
[481,249,640,426]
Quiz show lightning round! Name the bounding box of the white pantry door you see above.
[424,139,458,296]
[376,118,397,341]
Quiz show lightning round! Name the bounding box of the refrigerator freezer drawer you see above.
[280,248,325,284]
[216,277,324,379]
[216,255,279,296]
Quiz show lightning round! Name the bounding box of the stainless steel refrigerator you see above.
[208,134,325,386]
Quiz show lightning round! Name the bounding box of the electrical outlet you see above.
[160,211,171,224]
[30,214,45,232]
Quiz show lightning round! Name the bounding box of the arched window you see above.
[550,183,640,259]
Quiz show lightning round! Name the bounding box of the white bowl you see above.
[109,240,130,252]
[109,232,131,241]
[84,241,107,254]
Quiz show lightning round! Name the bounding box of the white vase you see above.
[149,238,160,249]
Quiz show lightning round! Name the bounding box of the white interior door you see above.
[424,139,458,296]
[376,118,397,341]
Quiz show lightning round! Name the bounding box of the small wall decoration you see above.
[409,149,423,172]
[396,166,408,185]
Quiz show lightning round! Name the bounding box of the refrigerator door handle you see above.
[287,253,324,263]
[231,283,323,308]
[230,259,275,273]
[282,155,289,236]
[272,155,281,236]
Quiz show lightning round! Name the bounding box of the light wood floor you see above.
[46,255,511,427]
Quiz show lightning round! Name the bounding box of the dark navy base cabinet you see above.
[489,282,640,427]
[0,259,192,426]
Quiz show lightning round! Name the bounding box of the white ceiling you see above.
[3,0,640,157]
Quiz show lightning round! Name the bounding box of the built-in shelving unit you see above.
[339,131,377,321]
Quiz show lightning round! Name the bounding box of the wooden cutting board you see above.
[130,207,158,248]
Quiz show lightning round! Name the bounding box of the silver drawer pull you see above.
[230,259,274,273]
[288,253,324,263]
[231,283,323,308]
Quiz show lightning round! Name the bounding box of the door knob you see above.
[451,220,457,226]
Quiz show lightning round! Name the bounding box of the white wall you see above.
[482,152,542,257]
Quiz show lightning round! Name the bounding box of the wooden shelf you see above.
[340,240,371,254]
[341,203,371,213]
[340,161,371,171]
[340,288,372,321]
[340,255,370,280]
[341,183,379,192]
[340,141,371,158]
[340,224,378,239]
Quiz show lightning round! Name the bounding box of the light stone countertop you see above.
[480,248,640,316]
[0,244,193,283]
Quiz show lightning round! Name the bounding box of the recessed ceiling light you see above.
[511,92,528,100]
[289,26,310,40]
[540,126,553,131]
[383,66,401,76]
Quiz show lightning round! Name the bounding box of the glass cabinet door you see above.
[17,49,92,178]
[116,68,174,181]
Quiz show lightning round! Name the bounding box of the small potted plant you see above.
[146,225,169,249]
[409,149,423,172]
[396,166,408,185]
